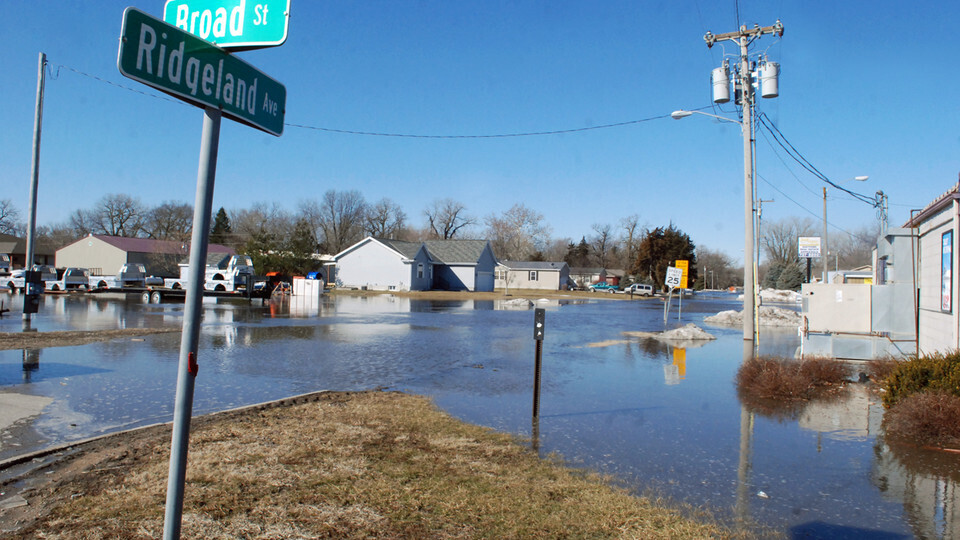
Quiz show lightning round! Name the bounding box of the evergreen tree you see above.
[210,207,232,246]
[631,224,697,289]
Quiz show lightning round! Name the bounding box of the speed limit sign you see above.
[665,266,683,288]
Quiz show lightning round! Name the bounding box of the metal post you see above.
[740,34,755,343]
[822,187,828,283]
[24,52,45,326]
[532,308,545,419]
[163,107,221,540]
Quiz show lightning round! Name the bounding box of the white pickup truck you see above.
[89,263,147,289]
[164,254,255,292]
[4,265,57,293]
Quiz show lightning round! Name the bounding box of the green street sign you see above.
[118,7,285,136]
[162,0,290,50]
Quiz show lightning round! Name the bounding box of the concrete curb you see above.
[0,389,345,472]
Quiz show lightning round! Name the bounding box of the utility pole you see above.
[24,52,46,328]
[704,21,783,343]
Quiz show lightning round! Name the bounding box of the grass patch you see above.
[19,391,734,538]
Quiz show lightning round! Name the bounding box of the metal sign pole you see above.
[163,106,221,540]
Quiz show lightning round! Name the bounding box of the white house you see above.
[334,237,497,292]
[495,261,571,291]
[905,182,960,354]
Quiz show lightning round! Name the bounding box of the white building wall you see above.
[55,237,126,276]
[336,241,411,291]
[916,205,957,354]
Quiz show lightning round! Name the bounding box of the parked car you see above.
[625,283,655,296]
[588,281,619,293]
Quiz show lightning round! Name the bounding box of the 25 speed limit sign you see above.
[665,266,683,289]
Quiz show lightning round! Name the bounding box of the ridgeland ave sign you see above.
[163,0,291,50]
[118,7,285,135]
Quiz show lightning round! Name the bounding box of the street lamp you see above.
[672,108,756,343]
[822,176,868,283]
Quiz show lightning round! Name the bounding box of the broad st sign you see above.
[163,0,290,50]
[118,7,285,135]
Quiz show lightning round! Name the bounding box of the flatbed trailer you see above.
[88,286,270,303]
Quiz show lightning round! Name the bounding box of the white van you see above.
[626,283,655,296]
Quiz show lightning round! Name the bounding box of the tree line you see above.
[0,193,878,290]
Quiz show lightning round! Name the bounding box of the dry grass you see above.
[22,391,732,539]
[865,356,900,384]
[882,390,960,450]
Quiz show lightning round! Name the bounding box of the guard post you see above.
[532,308,545,419]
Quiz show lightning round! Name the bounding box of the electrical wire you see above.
[756,112,876,204]
[50,60,707,140]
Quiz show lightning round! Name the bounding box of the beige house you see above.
[56,234,234,277]
[495,261,571,291]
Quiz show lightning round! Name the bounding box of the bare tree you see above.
[365,198,407,239]
[619,214,643,272]
[37,223,83,248]
[91,194,145,237]
[232,202,292,248]
[69,209,93,237]
[424,199,475,240]
[0,199,20,234]
[144,201,193,241]
[485,203,551,260]
[760,217,817,268]
[695,247,738,289]
[831,223,882,270]
[300,190,367,254]
[590,223,614,268]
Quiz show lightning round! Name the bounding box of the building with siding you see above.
[0,233,56,270]
[56,234,234,277]
[905,182,960,354]
[334,237,496,292]
[495,261,571,291]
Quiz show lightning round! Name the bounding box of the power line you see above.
[51,60,704,140]
[756,112,875,204]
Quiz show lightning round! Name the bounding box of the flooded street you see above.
[2,291,959,537]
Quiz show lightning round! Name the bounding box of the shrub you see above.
[881,351,960,408]
[882,390,960,449]
[865,356,900,384]
[736,355,850,401]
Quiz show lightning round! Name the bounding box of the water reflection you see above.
[1,292,958,536]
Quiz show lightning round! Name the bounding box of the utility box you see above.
[801,283,871,333]
[292,276,323,298]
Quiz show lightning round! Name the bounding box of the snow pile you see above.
[500,298,534,309]
[737,288,802,303]
[704,306,802,327]
[760,288,801,303]
[624,323,716,342]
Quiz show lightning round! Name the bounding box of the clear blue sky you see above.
[2,1,956,262]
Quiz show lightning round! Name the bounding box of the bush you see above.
[736,355,850,401]
[882,390,960,449]
[881,351,960,408]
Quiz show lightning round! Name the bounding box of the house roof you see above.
[376,238,424,259]
[88,234,234,256]
[904,182,960,228]
[422,240,491,264]
[336,237,493,265]
[499,261,568,272]
[0,233,56,256]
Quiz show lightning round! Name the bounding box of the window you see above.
[942,230,952,312]
[529,271,538,281]
[417,263,424,279]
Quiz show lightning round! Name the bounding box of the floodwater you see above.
[2,291,959,537]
